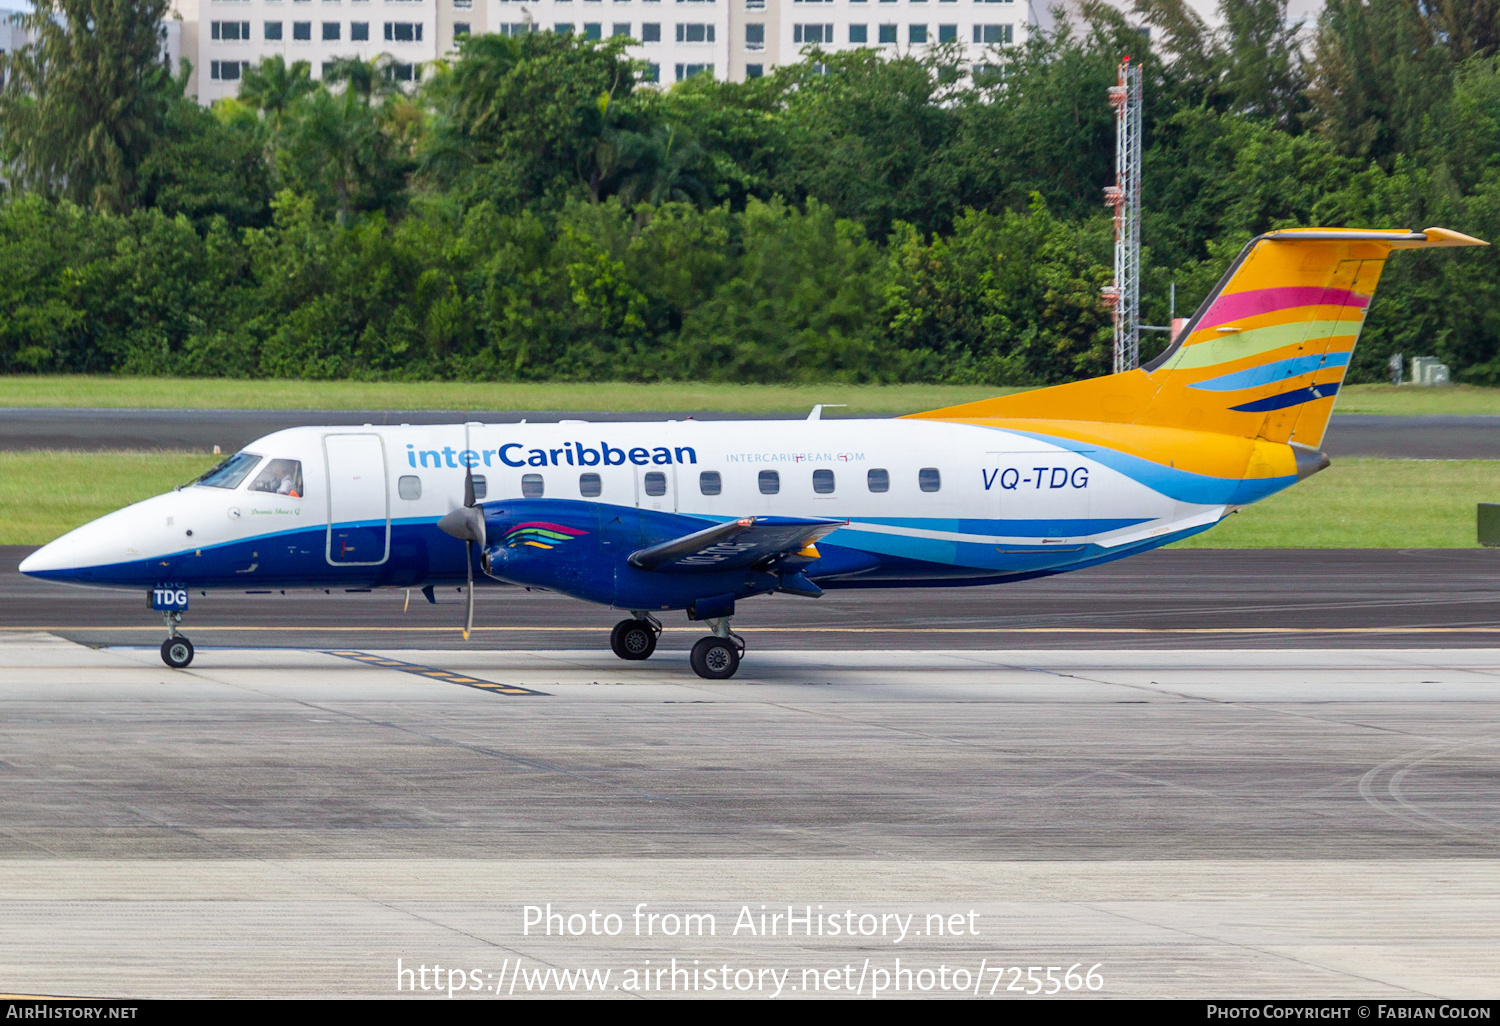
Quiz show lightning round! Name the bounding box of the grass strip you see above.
[0,377,1014,415]
[2,376,1498,416]
[0,451,220,546]
[1,452,1494,549]
[1170,457,1499,548]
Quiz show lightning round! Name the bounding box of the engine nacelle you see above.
[480,499,781,611]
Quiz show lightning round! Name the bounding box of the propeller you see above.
[436,423,486,641]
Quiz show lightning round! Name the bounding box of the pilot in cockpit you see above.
[249,459,303,499]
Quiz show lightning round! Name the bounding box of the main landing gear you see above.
[608,612,745,679]
[689,617,744,681]
[610,613,661,661]
[160,611,194,669]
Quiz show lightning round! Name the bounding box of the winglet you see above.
[1403,226,1489,248]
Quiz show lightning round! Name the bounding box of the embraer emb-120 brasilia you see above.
[20,227,1486,677]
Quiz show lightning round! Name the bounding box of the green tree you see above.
[679,198,889,381]
[1306,0,1454,162]
[420,33,639,212]
[765,49,961,238]
[1217,0,1309,126]
[883,200,1115,385]
[238,56,316,125]
[323,55,403,106]
[0,0,176,211]
[136,91,272,229]
[274,85,412,224]
[942,26,1121,223]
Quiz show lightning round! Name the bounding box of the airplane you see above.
[18,227,1486,678]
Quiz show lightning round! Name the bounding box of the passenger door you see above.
[324,433,390,565]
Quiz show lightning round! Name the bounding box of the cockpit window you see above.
[197,452,261,490]
[248,459,304,498]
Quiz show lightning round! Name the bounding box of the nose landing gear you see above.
[689,617,743,680]
[159,612,194,668]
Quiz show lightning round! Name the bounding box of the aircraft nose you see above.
[19,539,69,576]
[18,516,131,582]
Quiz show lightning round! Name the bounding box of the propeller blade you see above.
[463,540,475,641]
[460,422,479,642]
[463,420,477,507]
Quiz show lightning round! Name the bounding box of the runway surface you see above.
[1,635,1497,998]
[7,546,1500,651]
[1,407,1496,458]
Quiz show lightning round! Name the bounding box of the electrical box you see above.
[1410,356,1452,386]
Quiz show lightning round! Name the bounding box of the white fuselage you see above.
[20,417,1230,589]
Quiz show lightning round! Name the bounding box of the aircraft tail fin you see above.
[907,227,1486,448]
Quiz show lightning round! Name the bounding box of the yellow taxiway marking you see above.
[323,651,548,696]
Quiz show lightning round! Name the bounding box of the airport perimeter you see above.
[2,634,1497,998]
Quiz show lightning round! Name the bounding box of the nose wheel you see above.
[159,611,194,668]
[161,636,195,668]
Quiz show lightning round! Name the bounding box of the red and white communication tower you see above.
[1103,58,1143,373]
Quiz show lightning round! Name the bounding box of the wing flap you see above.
[628,516,846,573]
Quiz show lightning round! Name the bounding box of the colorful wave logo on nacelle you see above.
[502,522,590,550]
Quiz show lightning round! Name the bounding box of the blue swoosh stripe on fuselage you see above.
[822,515,1221,589]
[27,506,1185,591]
[837,516,1152,536]
[1188,352,1351,392]
[1229,382,1341,413]
[25,517,465,590]
[987,428,1297,506]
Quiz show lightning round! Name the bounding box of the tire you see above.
[689,637,739,680]
[609,619,657,661]
[161,636,194,669]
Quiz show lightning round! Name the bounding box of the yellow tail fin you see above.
[908,227,1486,448]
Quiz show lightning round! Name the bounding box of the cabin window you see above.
[812,469,835,494]
[643,471,667,497]
[919,467,941,492]
[398,475,421,500]
[470,475,487,500]
[758,470,780,495]
[867,468,889,492]
[699,470,721,495]
[521,473,544,498]
[248,458,304,498]
[580,472,602,497]
[197,451,261,490]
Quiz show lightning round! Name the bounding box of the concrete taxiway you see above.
[1,633,1497,998]
[7,546,1500,651]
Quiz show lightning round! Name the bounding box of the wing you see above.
[627,516,846,573]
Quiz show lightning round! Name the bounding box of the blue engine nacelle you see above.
[479,499,782,612]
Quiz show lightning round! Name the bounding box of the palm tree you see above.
[0,0,177,211]
[277,85,410,224]
[239,56,315,127]
[323,55,404,106]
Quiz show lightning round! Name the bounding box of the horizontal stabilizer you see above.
[628,516,846,573]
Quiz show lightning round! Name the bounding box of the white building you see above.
[491,0,1055,85]
[181,0,1055,100]
[188,0,470,102]
[177,0,1329,102]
